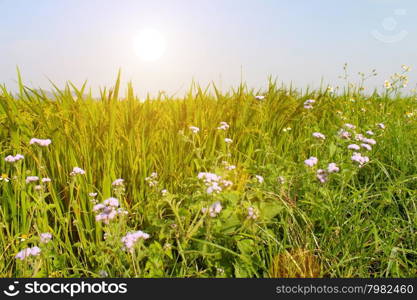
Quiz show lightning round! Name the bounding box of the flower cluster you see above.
[217,121,230,130]
[304,157,318,167]
[30,138,52,147]
[338,129,351,139]
[247,206,257,220]
[316,169,328,183]
[351,152,369,168]
[93,197,127,224]
[202,201,223,217]
[70,167,85,176]
[40,232,52,244]
[189,126,200,134]
[340,122,384,168]
[327,86,334,93]
[345,123,356,130]
[327,163,340,173]
[312,132,326,140]
[89,192,98,204]
[255,175,264,183]
[348,144,360,151]
[385,73,409,89]
[5,154,24,163]
[305,118,345,183]
[15,246,41,260]
[145,172,158,187]
[255,95,265,100]
[26,176,39,184]
[112,178,124,186]
[197,172,233,194]
[111,178,126,196]
[361,143,372,151]
[222,161,236,171]
[304,99,315,109]
[315,163,340,183]
[224,138,233,144]
[121,230,150,252]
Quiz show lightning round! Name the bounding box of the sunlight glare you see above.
[133,28,166,62]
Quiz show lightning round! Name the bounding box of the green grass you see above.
[1,71,417,278]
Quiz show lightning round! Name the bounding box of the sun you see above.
[132,28,166,62]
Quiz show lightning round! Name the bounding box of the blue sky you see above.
[1,0,417,97]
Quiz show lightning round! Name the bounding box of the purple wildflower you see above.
[327,163,340,173]
[40,233,52,244]
[304,157,318,167]
[70,167,85,176]
[4,154,24,163]
[316,169,328,183]
[26,176,39,184]
[121,230,150,252]
[362,138,376,145]
[247,207,257,220]
[312,132,326,140]
[202,201,223,217]
[348,144,361,151]
[15,246,41,260]
[94,197,125,224]
[351,152,369,168]
[361,143,372,151]
[344,123,356,130]
[30,138,51,147]
[338,129,351,139]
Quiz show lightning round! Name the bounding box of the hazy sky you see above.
[1,0,417,97]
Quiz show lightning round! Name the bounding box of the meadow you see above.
[1,68,417,278]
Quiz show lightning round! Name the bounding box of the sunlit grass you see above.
[1,69,417,277]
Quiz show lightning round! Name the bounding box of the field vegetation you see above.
[1,67,417,277]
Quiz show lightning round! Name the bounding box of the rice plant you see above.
[1,68,417,278]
